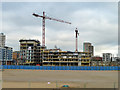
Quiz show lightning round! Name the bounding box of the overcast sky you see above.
[1,2,118,56]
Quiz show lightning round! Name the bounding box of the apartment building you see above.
[0,46,13,65]
[102,53,112,62]
[0,33,13,65]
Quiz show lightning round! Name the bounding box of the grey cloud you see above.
[2,2,118,56]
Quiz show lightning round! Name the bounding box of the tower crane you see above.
[32,11,71,47]
[75,28,79,52]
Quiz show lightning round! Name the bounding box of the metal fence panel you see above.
[3,65,7,69]
[1,65,120,71]
[8,65,12,69]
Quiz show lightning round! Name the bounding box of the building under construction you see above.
[42,49,91,66]
[19,39,92,66]
[19,39,45,65]
[18,12,93,66]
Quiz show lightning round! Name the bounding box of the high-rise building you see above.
[102,53,112,62]
[0,33,13,65]
[0,33,5,47]
[83,42,94,56]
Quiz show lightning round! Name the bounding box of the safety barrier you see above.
[1,65,120,70]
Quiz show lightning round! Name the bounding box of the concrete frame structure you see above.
[19,39,92,66]
[19,39,46,65]
[42,49,91,66]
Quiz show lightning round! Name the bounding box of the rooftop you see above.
[19,39,40,43]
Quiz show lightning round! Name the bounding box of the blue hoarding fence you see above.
[1,65,120,70]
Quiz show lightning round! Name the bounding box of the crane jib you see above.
[33,11,71,46]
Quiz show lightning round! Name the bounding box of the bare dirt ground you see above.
[2,69,118,88]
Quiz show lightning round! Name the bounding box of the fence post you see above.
[28,81,31,88]
[56,81,58,88]
[114,82,115,88]
[84,83,86,88]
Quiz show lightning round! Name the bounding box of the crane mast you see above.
[75,28,79,52]
[42,12,45,47]
[33,11,71,47]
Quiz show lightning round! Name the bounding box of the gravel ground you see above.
[2,69,118,88]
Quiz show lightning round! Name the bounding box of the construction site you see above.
[1,11,119,89]
[18,11,93,66]
[19,39,92,66]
